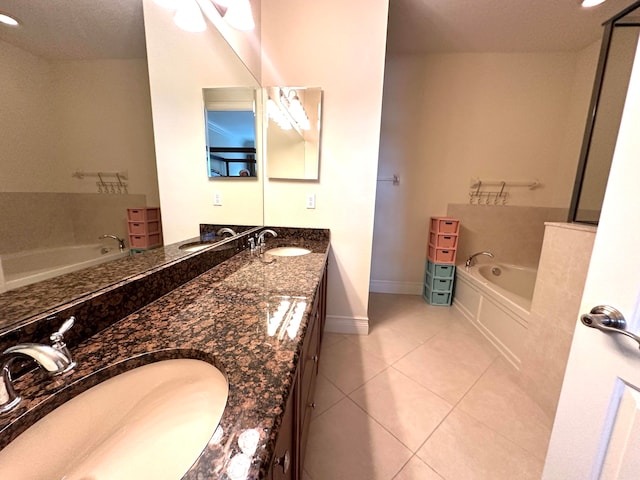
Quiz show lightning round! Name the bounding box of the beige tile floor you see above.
[303,293,553,480]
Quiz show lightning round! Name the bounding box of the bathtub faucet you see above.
[99,234,126,252]
[465,251,495,269]
[216,227,237,237]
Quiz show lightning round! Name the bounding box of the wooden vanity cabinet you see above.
[271,383,296,480]
[269,264,327,480]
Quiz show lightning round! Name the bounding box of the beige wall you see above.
[371,47,600,292]
[261,0,389,333]
[1,39,55,192]
[519,222,596,421]
[1,38,159,253]
[1,40,159,202]
[143,0,263,244]
[447,204,568,268]
[49,60,160,202]
[0,193,147,253]
[195,0,262,83]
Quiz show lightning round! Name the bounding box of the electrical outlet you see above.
[306,194,316,209]
[214,191,223,206]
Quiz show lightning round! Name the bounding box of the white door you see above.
[542,36,640,479]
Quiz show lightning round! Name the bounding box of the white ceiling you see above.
[0,0,146,60]
[1,1,639,60]
[387,0,639,54]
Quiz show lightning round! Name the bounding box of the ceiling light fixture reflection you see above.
[173,0,207,32]
[581,0,607,7]
[267,98,293,130]
[152,0,181,8]
[211,0,255,30]
[280,89,311,131]
[0,13,20,27]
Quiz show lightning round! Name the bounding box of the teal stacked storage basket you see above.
[424,217,460,306]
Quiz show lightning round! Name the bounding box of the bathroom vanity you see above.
[0,227,330,480]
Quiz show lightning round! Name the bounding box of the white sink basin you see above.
[0,359,228,480]
[178,241,214,252]
[266,247,311,257]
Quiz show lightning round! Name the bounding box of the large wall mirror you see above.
[265,86,323,180]
[0,0,264,332]
[570,2,640,224]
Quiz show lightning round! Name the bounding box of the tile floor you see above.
[303,293,553,480]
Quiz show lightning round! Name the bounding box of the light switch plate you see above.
[214,191,222,206]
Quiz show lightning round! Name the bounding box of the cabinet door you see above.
[298,314,320,466]
[271,384,296,480]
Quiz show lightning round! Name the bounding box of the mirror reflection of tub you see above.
[0,245,129,293]
[454,262,537,369]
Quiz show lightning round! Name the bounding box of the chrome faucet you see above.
[257,229,277,254]
[0,317,76,414]
[465,251,495,268]
[216,227,237,237]
[99,234,126,252]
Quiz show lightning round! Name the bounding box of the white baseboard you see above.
[369,280,422,295]
[325,315,369,335]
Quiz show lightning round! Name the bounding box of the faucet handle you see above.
[50,316,75,345]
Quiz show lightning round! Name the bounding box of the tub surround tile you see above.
[519,222,595,420]
[0,228,331,480]
[446,204,567,268]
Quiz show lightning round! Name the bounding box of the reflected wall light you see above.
[154,0,255,32]
[174,0,207,32]
[281,89,311,131]
[267,98,293,130]
[153,0,206,32]
[212,0,255,31]
[0,12,20,27]
[581,0,607,7]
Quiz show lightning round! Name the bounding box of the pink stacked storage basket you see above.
[424,217,460,306]
[127,207,163,251]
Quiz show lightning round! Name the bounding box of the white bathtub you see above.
[453,263,537,369]
[0,244,129,292]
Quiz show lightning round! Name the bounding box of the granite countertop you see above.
[0,233,330,479]
[0,225,259,330]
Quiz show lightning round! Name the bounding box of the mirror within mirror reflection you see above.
[265,86,323,180]
[203,87,258,178]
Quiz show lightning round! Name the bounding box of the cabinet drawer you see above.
[128,221,161,235]
[430,217,460,234]
[423,284,452,306]
[426,260,455,279]
[129,233,162,248]
[127,207,160,222]
[425,272,453,292]
[427,244,457,264]
[300,315,320,404]
[428,232,458,248]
